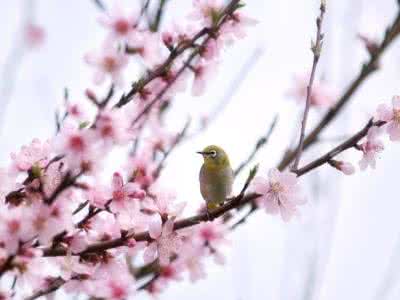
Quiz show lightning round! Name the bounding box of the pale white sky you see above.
[1,0,400,299]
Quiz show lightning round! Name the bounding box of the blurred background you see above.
[1,0,400,299]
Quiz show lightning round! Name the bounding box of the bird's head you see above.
[197,145,230,168]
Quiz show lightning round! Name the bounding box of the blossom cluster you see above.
[340,96,400,173]
[0,1,255,299]
[250,96,400,222]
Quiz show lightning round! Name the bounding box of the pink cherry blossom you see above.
[143,185,186,218]
[94,110,132,145]
[11,138,51,172]
[24,23,45,48]
[220,11,258,42]
[41,160,65,198]
[375,96,400,141]
[53,125,98,171]
[288,74,336,108]
[144,216,182,266]
[176,243,207,282]
[13,249,48,292]
[90,259,135,299]
[85,44,129,86]
[190,0,224,27]
[133,78,166,105]
[28,201,74,245]
[110,172,146,213]
[201,38,222,61]
[329,160,355,175]
[359,126,384,170]
[161,263,184,281]
[0,207,33,254]
[195,220,228,248]
[161,66,190,99]
[66,102,90,122]
[127,32,163,67]
[192,61,218,96]
[98,1,139,41]
[125,150,157,189]
[338,161,355,175]
[86,185,111,209]
[87,212,121,242]
[67,231,89,253]
[251,168,306,222]
[147,119,177,152]
[162,22,197,47]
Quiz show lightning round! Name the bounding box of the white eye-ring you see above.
[210,150,217,157]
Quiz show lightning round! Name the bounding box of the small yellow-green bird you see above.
[198,145,234,212]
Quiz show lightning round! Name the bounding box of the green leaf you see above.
[79,121,90,129]
[248,164,259,182]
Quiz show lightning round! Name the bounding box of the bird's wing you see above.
[199,164,211,202]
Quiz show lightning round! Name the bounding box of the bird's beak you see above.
[197,151,212,155]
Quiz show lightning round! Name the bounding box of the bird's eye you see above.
[210,150,217,157]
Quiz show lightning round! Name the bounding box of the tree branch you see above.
[294,119,385,176]
[25,277,67,300]
[292,0,326,171]
[114,0,241,109]
[151,0,169,32]
[279,10,400,171]
[42,191,262,257]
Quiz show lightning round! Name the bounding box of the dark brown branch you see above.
[229,201,257,230]
[0,255,14,277]
[294,120,385,176]
[25,277,67,300]
[151,0,169,32]
[292,1,326,170]
[73,200,89,215]
[234,115,278,177]
[76,200,112,229]
[42,191,261,257]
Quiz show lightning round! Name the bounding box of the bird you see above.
[198,145,234,214]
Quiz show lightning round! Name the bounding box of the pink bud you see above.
[24,23,45,48]
[85,89,98,102]
[329,160,355,175]
[339,161,355,175]
[162,32,174,47]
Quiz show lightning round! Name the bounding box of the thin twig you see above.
[25,277,67,300]
[234,115,278,177]
[151,0,169,31]
[294,119,385,176]
[92,0,106,11]
[72,200,89,215]
[292,0,326,171]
